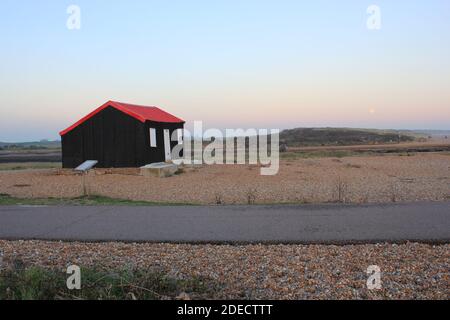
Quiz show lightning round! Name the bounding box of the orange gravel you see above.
[0,153,449,205]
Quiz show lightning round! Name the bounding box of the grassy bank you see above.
[0,264,216,300]
[0,194,194,206]
[281,150,365,160]
[0,162,61,171]
[279,149,448,160]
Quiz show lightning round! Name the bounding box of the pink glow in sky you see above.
[0,1,449,141]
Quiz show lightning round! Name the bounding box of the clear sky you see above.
[0,0,449,141]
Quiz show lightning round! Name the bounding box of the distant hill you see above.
[1,128,446,151]
[0,140,61,150]
[279,128,417,147]
[409,130,450,137]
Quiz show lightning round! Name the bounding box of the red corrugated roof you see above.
[59,101,185,136]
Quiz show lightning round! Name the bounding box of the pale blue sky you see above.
[0,1,449,141]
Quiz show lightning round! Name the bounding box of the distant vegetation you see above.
[0,162,61,171]
[411,130,450,137]
[0,194,195,206]
[0,140,61,150]
[279,128,416,147]
[2,128,447,152]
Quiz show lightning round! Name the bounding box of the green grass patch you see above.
[0,194,195,206]
[281,150,366,160]
[0,162,61,171]
[0,264,217,300]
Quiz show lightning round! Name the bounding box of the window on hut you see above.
[150,128,157,147]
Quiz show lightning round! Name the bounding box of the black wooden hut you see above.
[60,101,185,168]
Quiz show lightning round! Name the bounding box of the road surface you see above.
[0,202,449,244]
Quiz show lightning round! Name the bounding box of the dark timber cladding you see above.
[60,101,185,168]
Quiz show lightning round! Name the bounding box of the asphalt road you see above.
[0,202,449,244]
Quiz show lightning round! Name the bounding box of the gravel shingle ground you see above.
[0,241,448,299]
[1,154,449,204]
[1,154,449,299]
